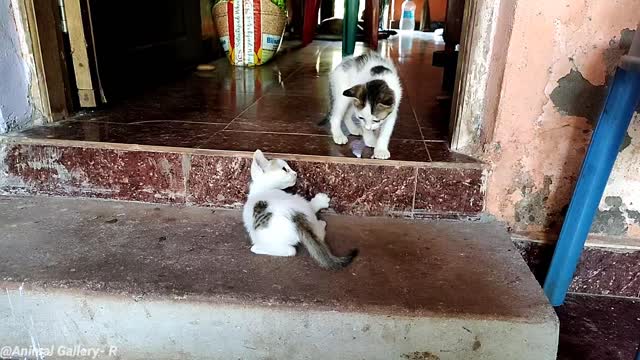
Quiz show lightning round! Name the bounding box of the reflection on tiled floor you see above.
[7,33,468,163]
[557,293,640,360]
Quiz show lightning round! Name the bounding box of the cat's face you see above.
[250,150,297,189]
[343,80,394,131]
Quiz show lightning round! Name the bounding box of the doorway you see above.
[18,0,514,160]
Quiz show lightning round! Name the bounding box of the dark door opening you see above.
[89,0,207,102]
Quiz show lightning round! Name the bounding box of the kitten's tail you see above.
[292,212,358,270]
[317,117,329,126]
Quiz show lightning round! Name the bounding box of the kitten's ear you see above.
[251,150,269,178]
[342,85,365,99]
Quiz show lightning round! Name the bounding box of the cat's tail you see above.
[318,83,334,126]
[292,212,358,270]
[317,117,329,126]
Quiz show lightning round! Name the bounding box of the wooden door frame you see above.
[14,0,73,123]
[449,0,517,157]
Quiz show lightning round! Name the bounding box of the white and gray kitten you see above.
[242,150,358,269]
[324,52,403,159]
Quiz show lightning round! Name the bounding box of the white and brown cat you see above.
[324,51,403,159]
[242,150,358,269]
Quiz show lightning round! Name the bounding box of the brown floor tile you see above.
[75,74,261,124]
[228,94,330,134]
[209,130,430,162]
[230,95,422,141]
[420,127,448,141]
[268,71,331,96]
[404,88,450,142]
[2,143,185,203]
[291,161,417,216]
[186,153,418,216]
[426,142,480,163]
[391,101,424,140]
[557,294,640,360]
[412,100,450,138]
[11,121,227,148]
[569,248,640,297]
[187,155,251,207]
[516,238,640,298]
[414,167,484,215]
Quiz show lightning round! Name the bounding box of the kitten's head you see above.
[343,79,395,131]
[250,150,297,190]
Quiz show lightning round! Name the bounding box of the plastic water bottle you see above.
[399,0,416,31]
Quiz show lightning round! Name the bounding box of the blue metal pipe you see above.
[543,65,640,306]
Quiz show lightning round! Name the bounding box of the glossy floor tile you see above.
[7,33,470,163]
[557,293,640,360]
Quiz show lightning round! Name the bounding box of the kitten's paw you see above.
[373,148,391,159]
[252,244,296,257]
[250,244,268,255]
[348,127,362,136]
[311,193,331,210]
[332,133,349,145]
[284,246,297,257]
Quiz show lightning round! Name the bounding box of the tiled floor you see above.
[557,293,640,360]
[6,33,474,163]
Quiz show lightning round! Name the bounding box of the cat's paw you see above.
[251,244,268,255]
[332,132,349,145]
[373,148,391,159]
[283,246,297,257]
[311,193,331,210]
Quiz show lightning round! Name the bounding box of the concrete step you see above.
[0,196,558,360]
[0,138,485,218]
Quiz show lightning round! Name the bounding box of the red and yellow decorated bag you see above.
[212,0,287,66]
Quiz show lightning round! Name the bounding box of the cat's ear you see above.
[251,150,269,178]
[378,91,394,107]
[342,85,365,100]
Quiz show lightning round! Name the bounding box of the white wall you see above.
[0,0,34,133]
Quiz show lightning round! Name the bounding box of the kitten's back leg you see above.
[316,220,327,242]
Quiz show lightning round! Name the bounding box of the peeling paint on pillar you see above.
[591,197,628,236]
[603,28,637,77]
[619,132,632,153]
[483,0,640,246]
[599,111,640,236]
[549,69,606,124]
[514,176,553,229]
[627,210,640,225]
